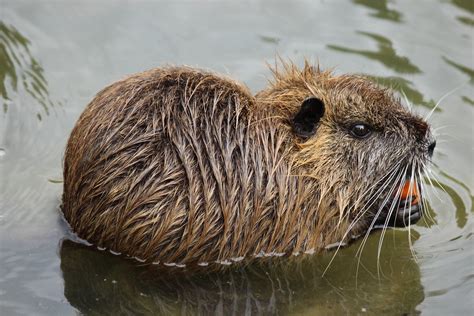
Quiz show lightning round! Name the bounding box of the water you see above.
[0,0,472,315]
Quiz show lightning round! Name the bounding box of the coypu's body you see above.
[62,62,435,265]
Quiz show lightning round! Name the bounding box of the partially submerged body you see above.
[62,62,434,266]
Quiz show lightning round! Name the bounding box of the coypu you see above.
[62,61,436,266]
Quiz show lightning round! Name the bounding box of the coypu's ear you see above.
[292,97,325,138]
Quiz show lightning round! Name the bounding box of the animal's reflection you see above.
[60,231,424,315]
[0,22,56,119]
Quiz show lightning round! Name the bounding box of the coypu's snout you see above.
[373,119,435,230]
[374,115,435,229]
[412,116,436,159]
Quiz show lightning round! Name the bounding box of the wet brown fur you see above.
[62,61,432,265]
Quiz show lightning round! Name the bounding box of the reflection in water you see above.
[450,0,474,14]
[328,31,421,74]
[416,199,437,229]
[440,57,473,108]
[259,35,280,45]
[449,0,474,26]
[0,22,55,119]
[366,75,437,110]
[353,0,402,22]
[60,232,424,315]
[428,176,469,229]
[442,56,474,84]
[461,96,474,106]
[439,170,473,201]
[457,16,474,26]
[433,170,473,230]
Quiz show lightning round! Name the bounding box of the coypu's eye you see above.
[350,123,372,138]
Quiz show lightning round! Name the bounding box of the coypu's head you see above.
[257,61,435,242]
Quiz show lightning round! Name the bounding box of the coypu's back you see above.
[62,67,303,264]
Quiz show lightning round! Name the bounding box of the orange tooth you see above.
[400,180,420,205]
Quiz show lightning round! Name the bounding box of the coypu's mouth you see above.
[373,176,423,229]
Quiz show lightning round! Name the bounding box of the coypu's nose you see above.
[428,140,436,157]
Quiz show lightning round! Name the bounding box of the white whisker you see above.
[355,166,407,280]
[425,83,467,121]
[407,161,419,264]
[375,166,408,277]
[417,166,437,226]
[321,160,404,277]
[401,89,412,110]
